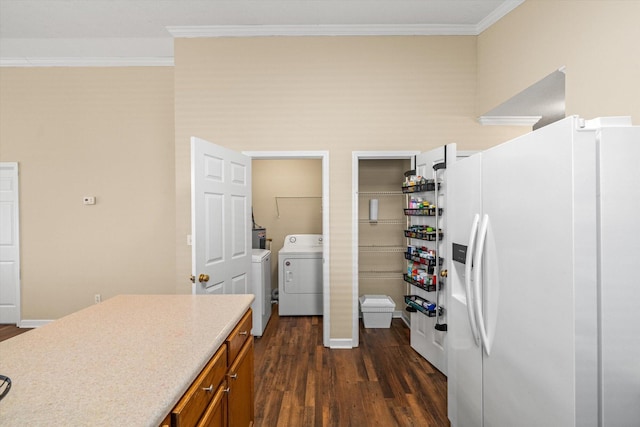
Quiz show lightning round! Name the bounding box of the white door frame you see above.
[351,151,419,347]
[0,162,21,325]
[243,151,330,348]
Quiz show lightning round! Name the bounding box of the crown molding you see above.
[0,57,174,67]
[166,23,479,38]
[478,116,542,126]
[475,0,525,34]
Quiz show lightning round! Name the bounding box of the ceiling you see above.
[0,0,524,63]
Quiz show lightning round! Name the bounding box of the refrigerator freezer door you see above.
[480,117,583,427]
[447,153,483,427]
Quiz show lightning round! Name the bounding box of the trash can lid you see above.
[359,295,396,308]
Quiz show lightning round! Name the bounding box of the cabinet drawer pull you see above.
[238,331,248,336]
[202,384,214,392]
[223,387,230,393]
[227,373,238,379]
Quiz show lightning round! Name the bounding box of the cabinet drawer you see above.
[172,345,228,427]
[226,309,252,364]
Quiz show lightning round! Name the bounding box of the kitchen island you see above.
[0,294,255,426]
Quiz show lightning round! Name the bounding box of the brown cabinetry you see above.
[165,309,254,427]
[227,335,254,427]
[172,345,228,426]
[197,384,227,427]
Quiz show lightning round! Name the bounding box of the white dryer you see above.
[278,234,323,316]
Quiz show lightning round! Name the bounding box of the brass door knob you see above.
[440,269,448,278]
[198,274,210,283]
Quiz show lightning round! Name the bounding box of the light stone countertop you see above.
[0,294,254,426]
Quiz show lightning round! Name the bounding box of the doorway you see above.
[0,162,21,324]
[351,152,418,347]
[244,151,330,347]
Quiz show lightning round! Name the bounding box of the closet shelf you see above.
[401,181,440,193]
[358,191,404,196]
[359,245,405,253]
[404,295,443,317]
[359,271,404,279]
[358,218,404,225]
[404,208,443,216]
[403,274,439,292]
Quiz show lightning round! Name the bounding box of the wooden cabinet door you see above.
[197,383,227,427]
[227,336,254,427]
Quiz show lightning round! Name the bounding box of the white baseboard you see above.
[401,314,411,328]
[358,310,404,319]
[19,319,52,328]
[329,338,354,349]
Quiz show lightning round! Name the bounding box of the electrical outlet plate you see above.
[94,294,101,304]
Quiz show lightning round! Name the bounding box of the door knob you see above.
[440,269,448,278]
[198,274,210,283]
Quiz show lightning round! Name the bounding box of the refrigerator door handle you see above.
[473,214,491,356]
[465,213,481,346]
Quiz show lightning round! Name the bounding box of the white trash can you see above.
[359,295,396,328]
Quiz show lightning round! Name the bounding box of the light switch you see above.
[83,196,96,205]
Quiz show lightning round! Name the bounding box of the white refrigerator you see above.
[447,116,640,426]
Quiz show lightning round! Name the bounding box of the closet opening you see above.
[352,152,418,347]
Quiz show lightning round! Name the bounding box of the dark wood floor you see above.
[254,313,448,427]
[1,313,449,427]
[0,324,31,342]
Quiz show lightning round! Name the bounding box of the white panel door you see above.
[191,137,251,295]
[0,163,20,323]
[409,145,454,375]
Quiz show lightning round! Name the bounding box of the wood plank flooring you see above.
[0,324,31,342]
[254,313,449,427]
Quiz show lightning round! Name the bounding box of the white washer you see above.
[251,249,272,336]
[278,234,323,316]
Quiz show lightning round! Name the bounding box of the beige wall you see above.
[7,1,633,330]
[478,0,640,122]
[0,67,176,319]
[174,36,524,339]
[252,159,323,288]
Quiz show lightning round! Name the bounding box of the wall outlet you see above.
[83,196,96,205]
[94,294,102,304]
